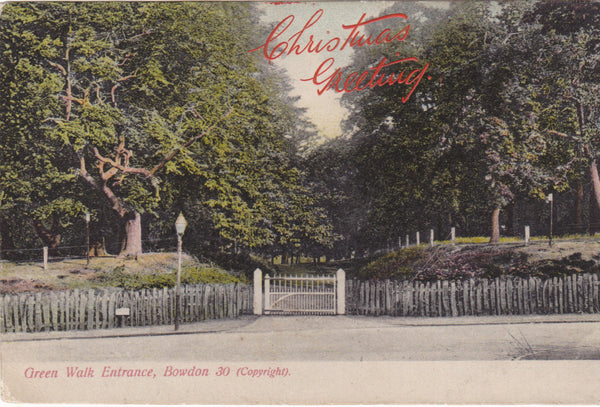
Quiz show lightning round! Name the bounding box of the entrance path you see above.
[3,314,600,361]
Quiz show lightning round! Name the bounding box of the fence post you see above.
[43,247,48,270]
[253,268,262,315]
[524,225,530,245]
[264,274,271,311]
[429,229,435,247]
[416,231,420,246]
[398,236,402,249]
[336,269,346,315]
[451,227,456,244]
[405,234,410,248]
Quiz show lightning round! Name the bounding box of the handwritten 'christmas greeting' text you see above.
[249,9,430,100]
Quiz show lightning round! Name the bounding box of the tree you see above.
[425,2,580,243]
[516,2,600,223]
[0,2,335,260]
[0,5,87,255]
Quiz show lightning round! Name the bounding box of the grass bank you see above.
[0,252,246,294]
[355,240,600,281]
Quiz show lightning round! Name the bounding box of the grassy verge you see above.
[0,252,245,294]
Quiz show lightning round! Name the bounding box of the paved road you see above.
[3,314,600,361]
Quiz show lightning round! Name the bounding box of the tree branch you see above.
[83,107,233,207]
[93,146,152,178]
[546,130,579,141]
[502,32,519,45]
[148,107,234,177]
[79,153,126,217]
[48,61,67,76]
[111,84,119,105]
[78,154,100,189]
[117,70,138,82]
[116,29,154,45]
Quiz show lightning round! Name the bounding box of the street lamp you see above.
[85,212,91,267]
[174,212,187,331]
[545,193,553,247]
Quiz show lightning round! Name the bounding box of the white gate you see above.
[253,269,345,315]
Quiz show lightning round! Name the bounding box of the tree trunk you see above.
[590,160,600,220]
[575,179,584,233]
[490,207,501,244]
[90,239,108,257]
[119,211,142,258]
[0,217,16,260]
[32,217,61,255]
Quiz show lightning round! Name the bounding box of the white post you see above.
[43,246,48,270]
[253,268,262,315]
[398,236,402,249]
[416,231,420,246]
[405,234,410,247]
[336,269,345,315]
[451,227,456,244]
[429,229,435,247]
[525,225,530,245]
[264,274,271,311]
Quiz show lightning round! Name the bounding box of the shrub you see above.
[358,246,426,280]
[357,245,600,282]
[93,265,244,290]
[199,251,275,279]
[413,247,529,281]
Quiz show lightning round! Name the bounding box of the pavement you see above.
[4,313,600,404]
[3,312,600,342]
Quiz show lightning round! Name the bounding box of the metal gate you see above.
[253,269,345,315]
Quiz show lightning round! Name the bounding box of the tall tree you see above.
[0,2,334,259]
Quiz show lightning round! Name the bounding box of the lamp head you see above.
[175,212,187,236]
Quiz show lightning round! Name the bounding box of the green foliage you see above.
[307,1,598,254]
[0,2,334,258]
[93,265,244,290]
[358,246,427,281]
[202,251,276,279]
[534,253,598,277]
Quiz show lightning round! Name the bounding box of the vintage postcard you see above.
[2,0,600,404]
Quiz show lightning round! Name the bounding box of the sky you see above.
[257,2,395,142]
[256,2,451,143]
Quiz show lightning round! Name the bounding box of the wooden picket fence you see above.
[346,273,600,317]
[0,283,253,333]
[4,274,599,333]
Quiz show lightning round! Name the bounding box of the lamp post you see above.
[174,212,187,331]
[545,193,553,247]
[85,212,91,267]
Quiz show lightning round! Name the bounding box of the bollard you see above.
[524,225,530,245]
[451,227,456,244]
[43,246,48,270]
[429,229,435,247]
[416,231,420,246]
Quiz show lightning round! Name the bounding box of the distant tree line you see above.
[305,1,600,258]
